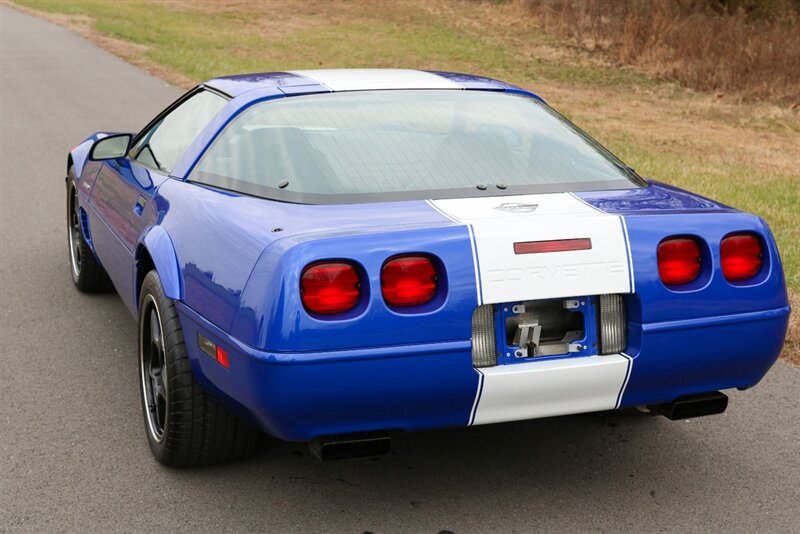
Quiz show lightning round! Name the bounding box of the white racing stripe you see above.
[471,354,631,425]
[289,69,462,91]
[430,193,632,304]
[430,193,635,424]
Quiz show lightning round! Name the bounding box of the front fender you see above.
[139,226,183,303]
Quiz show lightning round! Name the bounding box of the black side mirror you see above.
[89,133,133,160]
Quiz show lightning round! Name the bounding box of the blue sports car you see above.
[66,69,790,465]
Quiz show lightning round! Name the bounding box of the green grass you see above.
[11,0,799,291]
[11,0,656,87]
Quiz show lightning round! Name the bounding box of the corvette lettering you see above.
[486,260,626,283]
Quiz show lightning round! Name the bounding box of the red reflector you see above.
[215,346,229,368]
[658,237,702,286]
[513,238,592,255]
[721,233,762,281]
[381,255,438,307]
[301,262,360,315]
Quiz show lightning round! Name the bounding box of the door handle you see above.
[134,195,147,216]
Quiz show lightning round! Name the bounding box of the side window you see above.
[131,90,227,173]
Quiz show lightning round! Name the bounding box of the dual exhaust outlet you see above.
[308,391,728,461]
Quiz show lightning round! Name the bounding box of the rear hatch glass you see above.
[191,90,643,204]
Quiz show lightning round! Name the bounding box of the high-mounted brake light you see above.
[514,238,592,255]
[381,255,438,307]
[301,262,360,315]
[721,233,762,281]
[658,237,702,286]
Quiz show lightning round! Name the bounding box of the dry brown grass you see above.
[520,0,800,103]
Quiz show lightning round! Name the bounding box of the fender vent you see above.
[471,304,497,368]
[79,208,92,246]
[598,294,627,354]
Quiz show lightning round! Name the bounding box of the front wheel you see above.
[138,270,261,466]
[66,169,112,292]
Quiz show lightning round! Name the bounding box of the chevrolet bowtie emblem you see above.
[494,202,539,213]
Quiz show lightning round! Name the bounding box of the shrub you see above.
[520,0,800,101]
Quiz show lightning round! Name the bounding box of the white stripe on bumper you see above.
[471,354,631,425]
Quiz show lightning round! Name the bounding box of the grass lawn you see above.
[8,0,799,362]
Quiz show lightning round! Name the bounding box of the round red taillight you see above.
[658,237,702,286]
[381,255,438,307]
[721,233,762,281]
[300,262,360,315]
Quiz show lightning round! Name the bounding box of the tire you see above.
[66,168,112,292]
[138,270,261,467]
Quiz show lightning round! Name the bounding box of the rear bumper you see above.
[619,305,790,407]
[176,302,789,442]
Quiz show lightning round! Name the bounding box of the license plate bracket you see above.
[496,296,597,364]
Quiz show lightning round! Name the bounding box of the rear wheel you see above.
[138,270,261,466]
[66,169,112,292]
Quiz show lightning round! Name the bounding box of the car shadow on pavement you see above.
[161,407,755,531]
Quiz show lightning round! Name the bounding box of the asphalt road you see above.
[1,5,798,533]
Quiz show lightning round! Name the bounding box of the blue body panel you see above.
[178,302,479,441]
[617,209,789,407]
[575,180,736,215]
[67,70,790,443]
[140,225,182,301]
[83,155,166,314]
[622,210,787,322]
[231,221,477,352]
[620,307,788,408]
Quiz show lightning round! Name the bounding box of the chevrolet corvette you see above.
[65,69,790,465]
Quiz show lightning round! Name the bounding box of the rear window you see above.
[190,90,642,203]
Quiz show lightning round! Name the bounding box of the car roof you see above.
[202,68,528,98]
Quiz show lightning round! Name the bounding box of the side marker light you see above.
[198,333,229,368]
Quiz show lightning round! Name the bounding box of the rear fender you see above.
[231,224,478,352]
[623,211,788,323]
